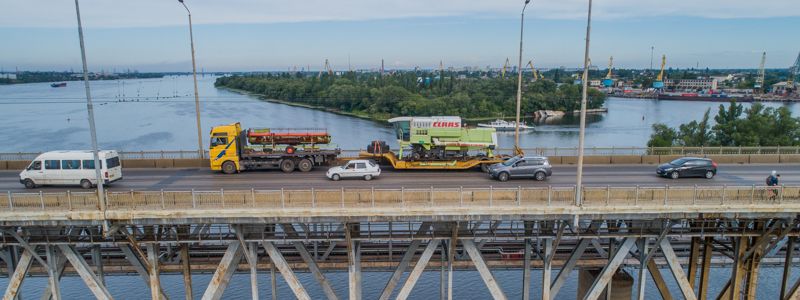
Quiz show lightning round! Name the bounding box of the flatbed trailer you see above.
[359,151,506,171]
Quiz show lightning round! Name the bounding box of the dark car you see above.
[656,157,717,179]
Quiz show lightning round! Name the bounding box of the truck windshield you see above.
[211,137,228,147]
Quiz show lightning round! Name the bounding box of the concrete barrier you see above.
[780,154,800,163]
[748,154,780,164]
[611,155,642,164]
[0,161,7,170]
[659,155,684,164]
[7,161,29,170]
[547,156,563,165]
[122,159,156,168]
[155,159,175,168]
[174,159,205,168]
[642,155,660,165]
[561,156,577,165]
[708,155,749,164]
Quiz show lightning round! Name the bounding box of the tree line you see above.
[647,101,800,147]
[214,72,606,120]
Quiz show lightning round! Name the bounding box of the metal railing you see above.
[1,146,798,161]
[2,185,796,213]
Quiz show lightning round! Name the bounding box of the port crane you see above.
[602,56,614,87]
[525,60,540,81]
[788,51,800,91]
[653,55,666,89]
[501,58,511,78]
[318,59,333,79]
[755,52,766,92]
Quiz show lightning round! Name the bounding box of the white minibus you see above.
[19,150,123,189]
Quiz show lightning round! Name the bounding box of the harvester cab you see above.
[386,116,497,161]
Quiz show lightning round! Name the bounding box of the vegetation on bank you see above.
[0,71,164,85]
[214,72,606,120]
[647,101,800,147]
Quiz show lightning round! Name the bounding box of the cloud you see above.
[1,0,798,28]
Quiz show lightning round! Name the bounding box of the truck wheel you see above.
[222,161,237,174]
[80,179,93,189]
[480,163,490,173]
[280,159,296,173]
[298,158,313,172]
[23,179,36,189]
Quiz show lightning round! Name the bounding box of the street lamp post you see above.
[74,0,106,215]
[514,0,532,155]
[178,0,204,159]
[575,0,593,207]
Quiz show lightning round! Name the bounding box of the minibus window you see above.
[44,160,60,170]
[28,161,42,170]
[106,157,121,168]
[82,160,101,169]
[62,160,81,170]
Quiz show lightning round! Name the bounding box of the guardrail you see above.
[1,146,799,161]
[2,185,796,213]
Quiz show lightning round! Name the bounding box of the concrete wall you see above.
[0,155,797,170]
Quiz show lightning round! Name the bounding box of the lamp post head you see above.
[178,0,184,2]
[525,0,531,4]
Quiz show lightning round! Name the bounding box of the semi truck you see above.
[360,116,506,171]
[209,122,340,174]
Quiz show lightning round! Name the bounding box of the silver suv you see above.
[488,155,552,182]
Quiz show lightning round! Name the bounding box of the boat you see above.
[657,92,754,102]
[477,119,534,131]
[50,82,67,88]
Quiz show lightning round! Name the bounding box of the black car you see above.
[656,157,717,179]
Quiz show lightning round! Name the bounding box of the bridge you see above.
[2,181,800,300]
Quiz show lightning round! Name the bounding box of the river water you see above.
[1,75,798,152]
[1,76,799,298]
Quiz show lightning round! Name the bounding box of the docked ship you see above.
[657,92,754,102]
[50,82,67,88]
[477,119,534,132]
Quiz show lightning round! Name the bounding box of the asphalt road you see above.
[1,164,797,192]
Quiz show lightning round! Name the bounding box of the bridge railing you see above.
[1,146,799,161]
[3,185,798,213]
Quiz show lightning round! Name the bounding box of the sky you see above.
[1,0,799,72]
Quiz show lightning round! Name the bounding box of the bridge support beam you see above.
[462,239,507,300]
[146,244,162,300]
[396,239,441,300]
[346,223,362,300]
[660,238,698,300]
[58,245,113,300]
[119,244,167,299]
[582,237,636,300]
[180,244,193,300]
[3,247,33,300]
[698,237,713,300]
[522,238,531,300]
[542,238,554,300]
[781,238,796,300]
[551,238,590,299]
[687,237,701,289]
[379,222,430,300]
[92,245,105,285]
[281,224,339,300]
[263,241,311,300]
[42,245,67,300]
[201,242,244,300]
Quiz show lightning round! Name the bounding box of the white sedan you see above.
[326,160,381,181]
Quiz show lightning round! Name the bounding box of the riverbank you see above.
[219,86,391,123]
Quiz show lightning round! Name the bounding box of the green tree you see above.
[648,124,678,147]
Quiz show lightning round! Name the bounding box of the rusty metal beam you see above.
[201,242,244,300]
[396,239,441,300]
[281,224,339,300]
[688,237,701,289]
[660,238,698,300]
[551,238,590,299]
[462,239,507,300]
[699,237,713,300]
[542,238,553,300]
[346,224,361,300]
[180,244,193,300]
[146,244,162,300]
[582,238,636,300]
[263,241,311,300]
[44,246,62,300]
[58,245,113,300]
[3,248,33,300]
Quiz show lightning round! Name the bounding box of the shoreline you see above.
[217,86,608,123]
